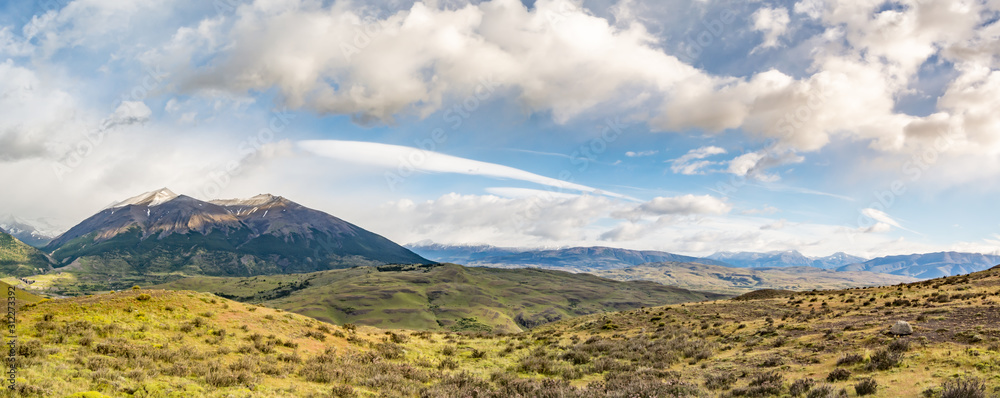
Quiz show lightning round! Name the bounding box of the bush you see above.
[807,385,847,398]
[836,353,864,366]
[940,376,987,398]
[867,349,902,371]
[136,294,151,301]
[827,368,851,382]
[790,378,815,396]
[855,378,878,396]
[888,339,911,353]
[704,372,737,391]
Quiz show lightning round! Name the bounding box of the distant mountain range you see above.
[592,262,917,295]
[837,252,1000,279]
[706,250,867,269]
[42,188,430,277]
[411,244,1000,280]
[0,215,57,247]
[406,243,731,271]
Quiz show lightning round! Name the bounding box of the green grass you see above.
[154,263,728,332]
[0,231,51,277]
[8,266,1000,397]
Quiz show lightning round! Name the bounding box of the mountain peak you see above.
[209,194,289,207]
[110,188,179,209]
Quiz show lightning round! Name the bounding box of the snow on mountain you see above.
[0,214,60,247]
[108,188,180,209]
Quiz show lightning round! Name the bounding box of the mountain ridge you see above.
[407,243,732,271]
[43,188,430,278]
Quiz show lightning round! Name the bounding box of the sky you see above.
[1,0,999,258]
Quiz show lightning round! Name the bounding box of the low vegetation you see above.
[4,265,1000,396]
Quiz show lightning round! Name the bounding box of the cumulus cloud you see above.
[669,146,726,175]
[0,61,80,162]
[146,0,1000,171]
[377,193,621,242]
[726,147,804,182]
[612,194,731,221]
[751,6,790,50]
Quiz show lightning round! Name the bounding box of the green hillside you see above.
[592,262,918,295]
[0,230,51,277]
[8,263,1000,396]
[155,263,727,332]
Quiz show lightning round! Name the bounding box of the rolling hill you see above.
[407,243,732,271]
[836,251,1000,279]
[42,189,430,280]
[154,263,726,332]
[591,261,918,295]
[9,261,1000,396]
[0,229,52,277]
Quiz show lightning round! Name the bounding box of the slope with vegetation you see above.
[8,265,1000,397]
[155,263,726,333]
[592,262,918,295]
[0,230,51,277]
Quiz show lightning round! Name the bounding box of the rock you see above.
[891,321,913,335]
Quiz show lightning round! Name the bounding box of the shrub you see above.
[827,368,851,382]
[867,349,902,371]
[330,385,356,398]
[136,294,151,301]
[888,339,911,353]
[836,353,864,366]
[854,378,878,396]
[790,378,815,396]
[807,385,847,398]
[940,376,987,398]
[704,372,737,391]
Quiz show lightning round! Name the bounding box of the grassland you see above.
[5,265,1000,397]
[154,263,726,332]
[592,262,919,295]
[0,231,51,277]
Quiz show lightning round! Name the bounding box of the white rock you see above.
[891,320,913,335]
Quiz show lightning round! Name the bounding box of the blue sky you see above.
[1,0,999,257]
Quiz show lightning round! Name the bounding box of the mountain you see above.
[0,214,58,247]
[405,242,528,264]
[0,229,52,277]
[707,250,866,268]
[407,243,732,271]
[592,261,917,295]
[836,251,1000,279]
[156,263,727,332]
[43,188,430,278]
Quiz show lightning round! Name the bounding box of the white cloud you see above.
[760,219,787,230]
[298,139,632,199]
[669,145,726,175]
[626,150,658,157]
[612,194,732,221]
[725,147,804,182]
[751,6,791,50]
